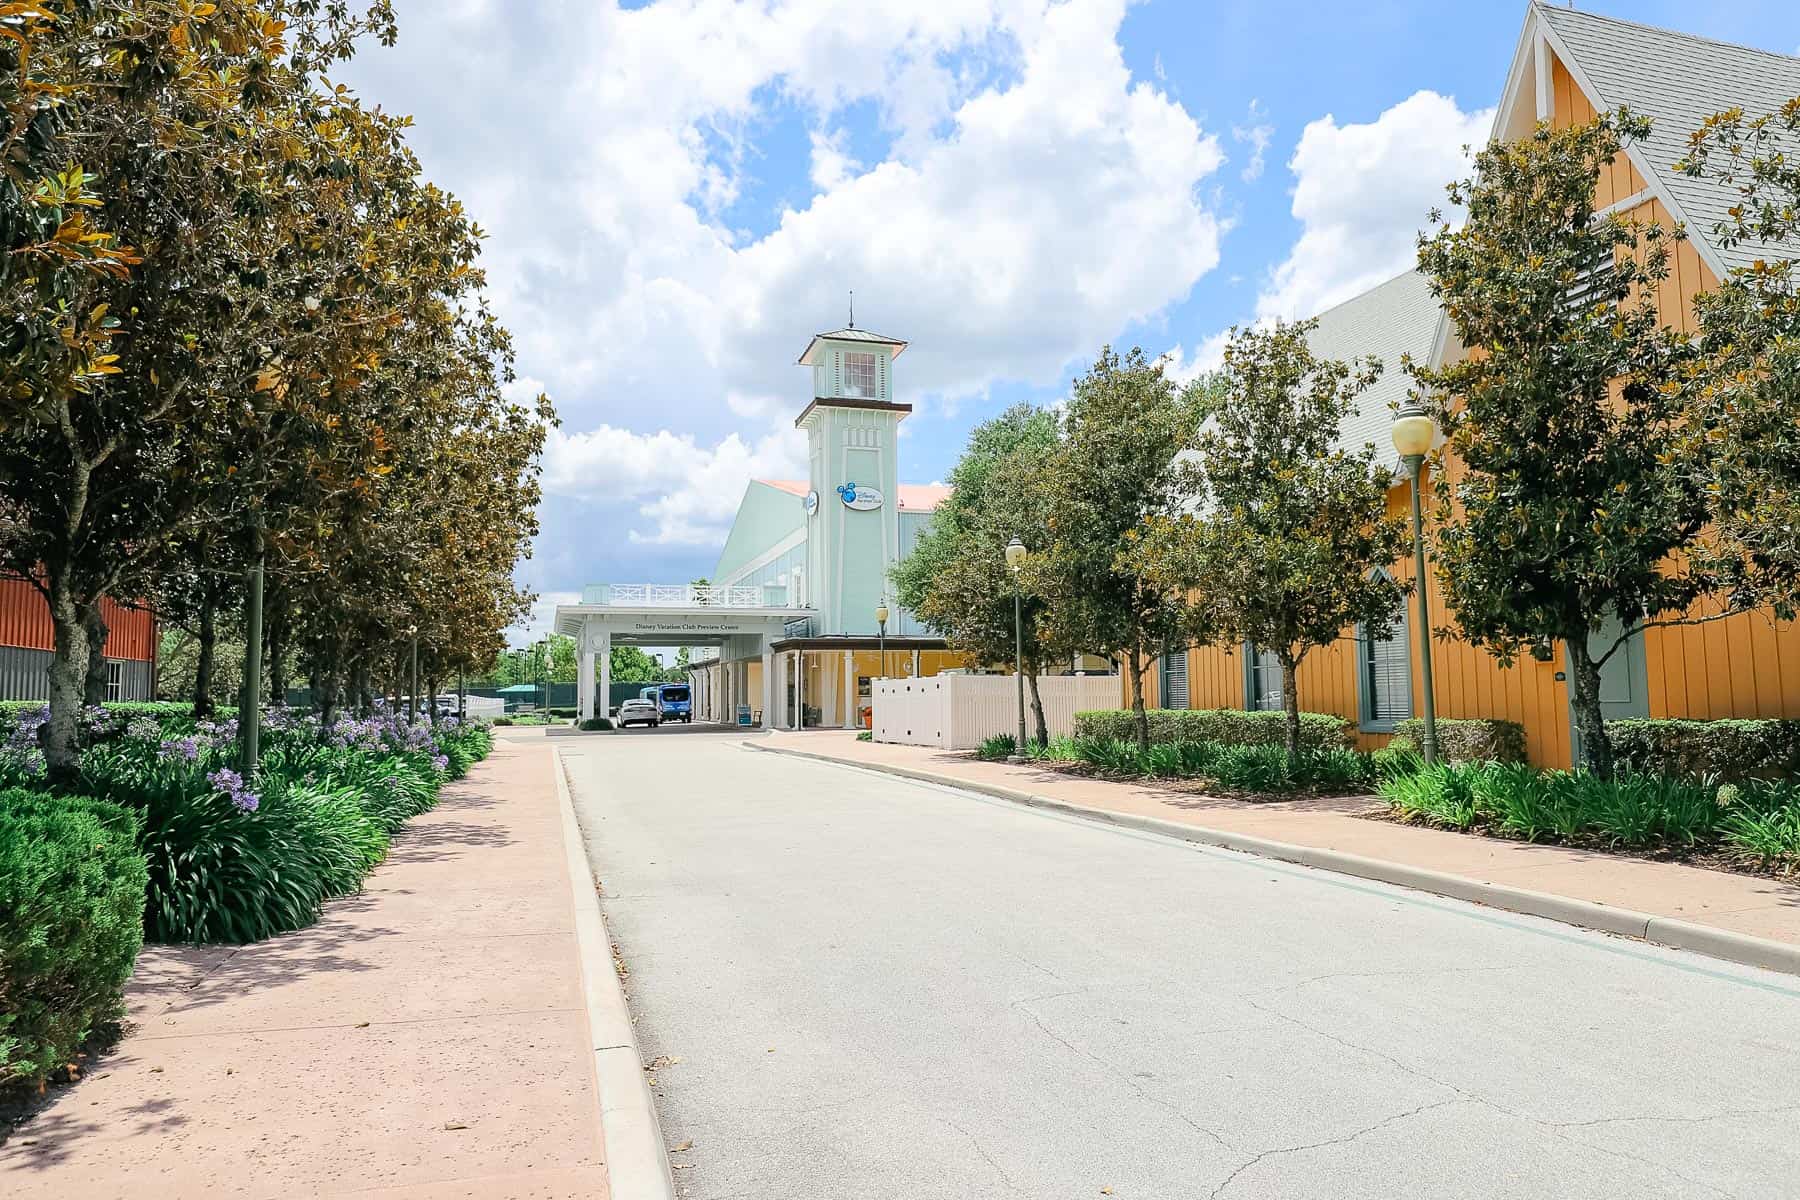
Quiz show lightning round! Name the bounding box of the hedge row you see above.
[1,789,148,1093]
[1391,717,1528,764]
[1608,718,1800,782]
[1072,708,1350,751]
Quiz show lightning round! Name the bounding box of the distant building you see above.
[0,577,157,701]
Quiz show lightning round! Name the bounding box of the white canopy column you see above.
[578,627,596,721]
[596,628,611,722]
[761,644,776,728]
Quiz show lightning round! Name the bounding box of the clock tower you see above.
[794,319,909,636]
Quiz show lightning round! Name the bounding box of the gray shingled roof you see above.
[1537,2,1800,275]
[796,325,909,364]
[1309,269,1442,467]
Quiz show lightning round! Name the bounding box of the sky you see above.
[335,0,1800,645]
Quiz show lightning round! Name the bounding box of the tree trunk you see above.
[42,572,90,786]
[427,676,440,725]
[82,603,110,706]
[1127,645,1149,752]
[1566,634,1614,778]
[1026,667,1049,748]
[192,579,217,718]
[267,592,288,707]
[1279,653,1302,758]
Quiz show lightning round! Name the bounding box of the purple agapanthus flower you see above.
[207,766,260,812]
[161,736,201,763]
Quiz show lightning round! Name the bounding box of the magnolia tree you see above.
[1678,97,1800,618]
[891,404,1066,745]
[1410,111,1726,778]
[1131,325,1408,758]
[1025,348,1202,751]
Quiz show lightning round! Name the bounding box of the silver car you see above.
[616,698,661,729]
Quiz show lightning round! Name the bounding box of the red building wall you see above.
[0,577,157,661]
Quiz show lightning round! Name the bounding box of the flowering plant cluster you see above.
[206,766,260,813]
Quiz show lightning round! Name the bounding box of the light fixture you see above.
[1391,401,1434,461]
[1005,536,1028,572]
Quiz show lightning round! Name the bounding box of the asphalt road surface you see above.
[562,732,1800,1200]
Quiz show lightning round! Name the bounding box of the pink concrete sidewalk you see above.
[0,736,608,1200]
[766,730,1800,950]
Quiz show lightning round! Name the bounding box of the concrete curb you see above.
[748,741,1800,978]
[553,747,676,1200]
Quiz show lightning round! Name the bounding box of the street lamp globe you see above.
[1391,401,1435,461]
[875,602,890,627]
[1005,536,1028,572]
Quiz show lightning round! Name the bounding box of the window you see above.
[843,351,878,399]
[105,660,123,702]
[1159,649,1189,709]
[1358,610,1412,732]
[1245,645,1283,711]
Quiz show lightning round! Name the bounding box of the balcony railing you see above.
[582,583,795,608]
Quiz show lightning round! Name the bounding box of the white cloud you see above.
[542,420,806,547]
[1257,90,1491,321]
[1232,98,1273,182]
[1161,330,1229,386]
[807,128,859,191]
[341,0,1226,562]
[511,590,579,648]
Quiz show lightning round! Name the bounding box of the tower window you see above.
[843,352,878,399]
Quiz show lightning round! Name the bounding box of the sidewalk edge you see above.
[747,741,1800,978]
[553,746,676,1200]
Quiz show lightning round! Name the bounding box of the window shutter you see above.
[1160,650,1189,709]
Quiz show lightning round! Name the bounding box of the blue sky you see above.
[337,1,1800,643]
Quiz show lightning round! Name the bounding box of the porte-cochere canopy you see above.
[554,583,810,724]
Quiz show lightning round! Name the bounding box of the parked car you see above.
[616,698,661,729]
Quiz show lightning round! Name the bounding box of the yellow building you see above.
[1133,3,1800,767]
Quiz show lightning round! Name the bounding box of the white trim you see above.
[1534,32,1552,121]
[1594,187,1654,221]
[1535,18,1734,285]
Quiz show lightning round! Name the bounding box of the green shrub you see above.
[1381,761,1721,851]
[578,716,613,731]
[1392,717,1527,763]
[977,733,1016,761]
[1208,744,1299,792]
[493,717,515,726]
[855,730,872,742]
[1071,708,1349,751]
[1073,736,1146,775]
[1608,718,1800,782]
[1719,781,1800,872]
[1,789,147,1093]
[1382,762,1483,829]
[1024,736,1080,762]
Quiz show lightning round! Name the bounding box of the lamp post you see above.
[1392,401,1439,766]
[406,624,419,724]
[1005,536,1029,762]
[875,602,890,680]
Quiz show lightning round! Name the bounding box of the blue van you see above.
[641,683,693,723]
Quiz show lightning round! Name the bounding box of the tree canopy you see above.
[1131,325,1406,756]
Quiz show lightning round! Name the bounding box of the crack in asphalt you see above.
[943,1117,1025,1196]
[1206,1097,1464,1198]
[1011,995,1236,1153]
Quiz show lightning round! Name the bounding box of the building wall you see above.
[0,578,157,701]
[1121,45,1800,767]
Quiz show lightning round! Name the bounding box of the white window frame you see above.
[843,351,878,399]
[105,660,123,702]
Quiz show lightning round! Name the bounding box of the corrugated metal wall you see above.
[0,577,156,660]
[0,647,151,702]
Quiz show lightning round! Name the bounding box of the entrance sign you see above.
[803,489,820,515]
[837,481,883,511]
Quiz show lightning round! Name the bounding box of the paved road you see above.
[563,733,1800,1199]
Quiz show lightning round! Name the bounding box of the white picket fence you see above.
[871,673,1120,750]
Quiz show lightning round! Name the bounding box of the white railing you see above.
[597,583,771,608]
